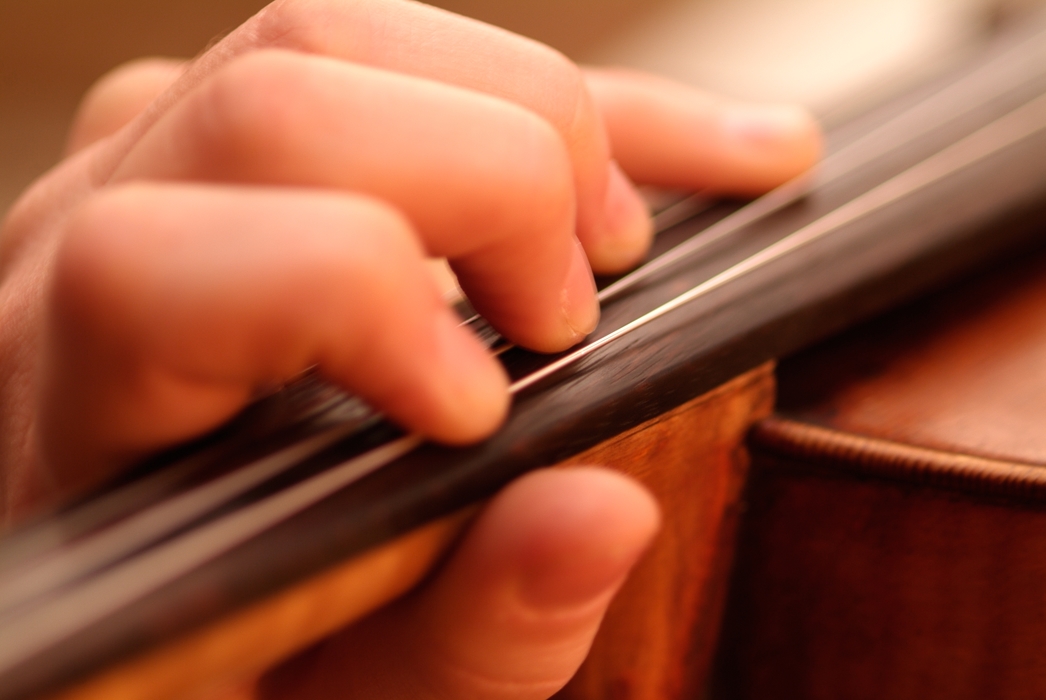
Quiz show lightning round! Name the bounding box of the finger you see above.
[67,58,187,155]
[40,184,508,494]
[112,51,599,351]
[259,468,661,700]
[584,68,823,194]
[106,0,652,272]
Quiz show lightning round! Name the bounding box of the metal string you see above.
[466,22,1046,352]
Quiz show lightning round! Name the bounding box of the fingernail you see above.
[722,104,814,147]
[592,161,652,273]
[561,237,600,340]
[518,527,648,610]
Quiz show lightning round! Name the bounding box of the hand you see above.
[0,1,821,697]
[256,466,661,700]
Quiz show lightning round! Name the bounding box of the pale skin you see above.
[0,0,821,697]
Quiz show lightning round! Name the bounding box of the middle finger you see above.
[112,50,600,352]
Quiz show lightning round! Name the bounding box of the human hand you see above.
[0,0,820,697]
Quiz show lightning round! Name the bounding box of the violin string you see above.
[512,92,1046,393]
[0,421,366,616]
[0,434,425,673]
[649,192,714,231]
[0,190,717,608]
[5,28,1046,619]
[456,191,715,343]
[468,22,1046,353]
[3,86,1043,668]
[586,22,1046,302]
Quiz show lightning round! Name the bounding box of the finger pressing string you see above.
[584,68,822,194]
[111,51,597,353]
[39,184,509,495]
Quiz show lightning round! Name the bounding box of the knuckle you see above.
[252,0,316,51]
[526,44,590,135]
[339,197,424,287]
[55,190,137,319]
[281,194,424,314]
[190,50,306,168]
[512,112,576,233]
[252,0,320,50]
[0,183,50,269]
[61,187,142,269]
[253,0,371,56]
[353,199,420,256]
[62,191,119,264]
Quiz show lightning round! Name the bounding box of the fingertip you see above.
[722,104,816,146]
[458,234,599,355]
[560,237,600,342]
[423,307,511,444]
[335,467,659,699]
[488,467,661,609]
[720,103,824,189]
[585,68,823,195]
[586,161,653,274]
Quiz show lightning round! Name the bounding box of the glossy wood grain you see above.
[557,364,774,700]
[716,244,1046,699]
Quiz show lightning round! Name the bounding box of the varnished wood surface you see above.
[41,366,774,700]
[716,245,1046,699]
[715,455,1046,700]
[557,365,774,700]
[772,240,1046,466]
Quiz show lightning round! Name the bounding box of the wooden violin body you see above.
[714,243,1046,700]
[4,12,1046,700]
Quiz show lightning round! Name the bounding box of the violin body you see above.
[714,243,1046,699]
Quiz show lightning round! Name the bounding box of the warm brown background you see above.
[0,0,1033,217]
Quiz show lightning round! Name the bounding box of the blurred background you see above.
[1,0,1043,217]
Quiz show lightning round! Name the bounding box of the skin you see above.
[0,1,822,698]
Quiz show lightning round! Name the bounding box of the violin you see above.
[715,227,1046,700]
[3,11,1046,700]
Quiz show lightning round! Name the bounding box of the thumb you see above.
[259,467,661,700]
